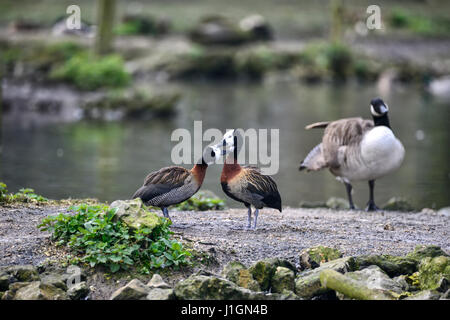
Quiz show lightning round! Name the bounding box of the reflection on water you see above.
[1,82,449,209]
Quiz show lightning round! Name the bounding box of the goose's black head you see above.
[370,98,390,128]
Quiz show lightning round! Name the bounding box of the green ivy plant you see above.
[0,182,48,203]
[38,204,191,273]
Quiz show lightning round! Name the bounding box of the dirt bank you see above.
[1,204,448,269]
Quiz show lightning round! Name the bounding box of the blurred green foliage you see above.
[389,8,450,36]
[50,53,130,90]
[173,191,226,211]
[0,182,48,203]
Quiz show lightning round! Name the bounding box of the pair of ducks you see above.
[132,98,405,229]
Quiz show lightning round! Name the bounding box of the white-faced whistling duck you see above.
[211,129,282,229]
[132,148,219,220]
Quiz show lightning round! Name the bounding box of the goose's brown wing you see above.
[321,118,373,168]
[132,166,191,202]
[243,168,282,211]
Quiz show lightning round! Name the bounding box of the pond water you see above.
[1,81,449,209]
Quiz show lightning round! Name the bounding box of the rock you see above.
[14,281,68,300]
[40,273,67,290]
[295,257,357,299]
[353,254,417,277]
[345,265,403,294]
[147,274,170,289]
[382,197,415,212]
[417,256,450,291]
[3,265,40,282]
[406,245,449,262]
[222,261,260,291]
[437,207,450,217]
[326,197,350,210]
[174,275,264,300]
[0,273,10,291]
[440,289,450,300]
[249,258,296,291]
[319,269,396,300]
[299,246,343,270]
[146,288,175,300]
[189,15,249,46]
[271,267,295,293]
[67,281,89,300]
[239,14,273,41]
[110,199,163,231]
[1,282,31,300]
[393,275,411,291]
[119,14,170,36]
[404,289,442,300]
[110,279,149,300]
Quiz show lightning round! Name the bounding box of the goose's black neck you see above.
[373,114,390,128]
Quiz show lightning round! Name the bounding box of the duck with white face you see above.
[132,147,218,221]
[210,129,282,230]
[299,98,405,211]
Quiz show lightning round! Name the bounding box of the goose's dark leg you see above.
[344,182,356,210]
[253,209,259,230]
[366,180,380,211]
[161,207,171,220]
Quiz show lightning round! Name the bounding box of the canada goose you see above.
[211,130,282,229]
[132,149,218,220]
[299,98,405,211]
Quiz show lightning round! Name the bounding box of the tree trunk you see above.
[94,0,116,55]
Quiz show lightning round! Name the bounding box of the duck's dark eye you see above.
[211,150,216,157]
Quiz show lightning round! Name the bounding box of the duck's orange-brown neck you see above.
[191,162,208,185]
[220,155,242,182]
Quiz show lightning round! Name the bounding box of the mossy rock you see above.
[406,245,449,262]
[271,267,295,293]
[249,258,296,291]
[110,198,163,232]
[295,257,357,299]
[174,275,264,300]
[14,281,68,300]
[353,255,417,277]
[1,265,40,283]
[221,261,261,291]
[382,197,415,212]
[110,279,149,300]
[300,246,343,270]
[417,256,450,291]
[82,87,180,120]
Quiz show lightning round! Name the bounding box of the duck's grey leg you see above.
[344,182,356,210]
[253,209,259,230]
[246,206,252,229]
[161,207,171,220]
[366,180,380,211]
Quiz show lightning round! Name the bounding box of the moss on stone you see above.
[417,256,450,291]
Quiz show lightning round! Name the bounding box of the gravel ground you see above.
[1,203,448,269]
